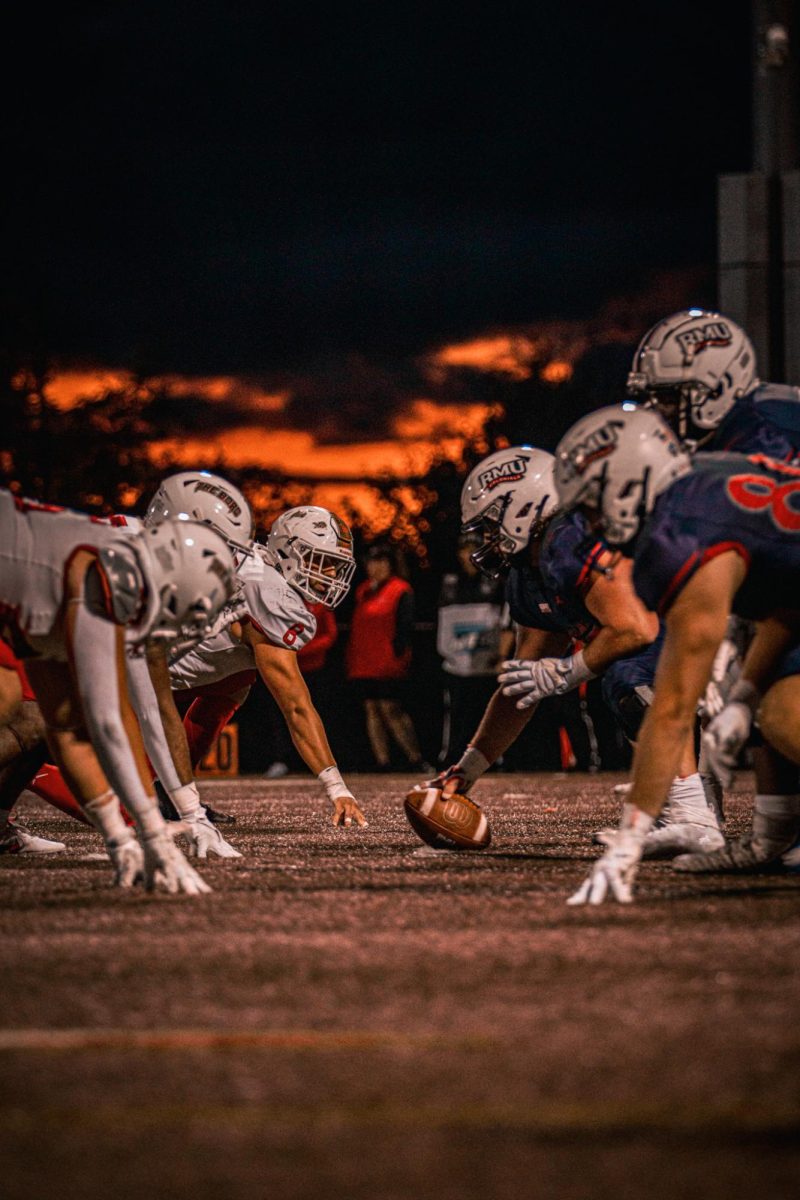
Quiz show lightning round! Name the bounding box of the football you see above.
[403,786,492,850]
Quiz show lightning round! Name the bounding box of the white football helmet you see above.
[554,406,692,547]
[460,446,558,576]
[145,470,254,553]
[98,519,238,645]
[263,506,355,609]
[626,309,758,444]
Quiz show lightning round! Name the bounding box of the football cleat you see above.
[672,837,786,874]
[0,822,66,855]
[154,779,236,826]
[640,822,725,860]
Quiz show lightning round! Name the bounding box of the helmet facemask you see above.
[280,538,356,608]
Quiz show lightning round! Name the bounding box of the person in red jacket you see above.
[346,544,430,772]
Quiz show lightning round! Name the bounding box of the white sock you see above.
[665,773,718,827]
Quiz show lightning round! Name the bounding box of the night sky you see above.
[7,1,753,385]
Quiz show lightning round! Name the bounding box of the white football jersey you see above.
[0,490,125,656]
[168,553,316,691]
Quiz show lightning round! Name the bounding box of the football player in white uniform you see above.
[18,471,254,858]
[0,488,237,892]
[166,506,367,828]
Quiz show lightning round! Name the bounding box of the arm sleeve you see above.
[392,589,415,657]
[68,597,157,825]
[125,647,181,792]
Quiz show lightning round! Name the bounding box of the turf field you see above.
[1,772,799,1199]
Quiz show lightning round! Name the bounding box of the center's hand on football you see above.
[331,793,368,828]
[426,764,469,795]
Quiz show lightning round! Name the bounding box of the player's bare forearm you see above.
[473,623,568,763]
[582,556,658,674]
[145,643,193,784]
[582,625,654,675]
[739,612,800,694]
[254,639,336,776]
[626,557,739,817]
[471,685,539,764]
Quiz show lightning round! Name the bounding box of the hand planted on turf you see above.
[567,827,644,906]
[107,830,144,887]
[332,792,368,828]
[701,701,753,789]
[142,825,212,895]
[182,809,242,859]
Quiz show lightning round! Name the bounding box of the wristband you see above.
[727,678,762,715]
[318,765,351,801]
[620,801,656,840]
[456,745,491,788]
[169,781,203,819]
[565,649,597,687]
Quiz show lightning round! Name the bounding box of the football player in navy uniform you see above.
[625,308,800,458]
[554,405,800,904]
[422,445,723,857]
[626,309,800,873]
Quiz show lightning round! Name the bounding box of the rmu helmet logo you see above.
[562,420,625,479]
[478,455,529,492]
[675,321,732,360]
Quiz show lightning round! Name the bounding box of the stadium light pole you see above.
[718,0,799,381]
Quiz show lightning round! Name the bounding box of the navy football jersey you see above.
[711,384,800,460]
[505,513,598,639]
[634,452,800,620]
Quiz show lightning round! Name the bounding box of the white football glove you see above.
[698,637,742,721]
[701,701,753,790]
[499,651,596,710]
[567,804,654,906]
[142,826,212,895]
[107,829,144,888]
[181,809,242,859]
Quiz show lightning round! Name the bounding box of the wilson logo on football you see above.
[675,321,732,359]
[478,456,528,492]
[442,798,474,828]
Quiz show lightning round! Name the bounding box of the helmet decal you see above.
[675,320,733,361]
[477,454,529,492]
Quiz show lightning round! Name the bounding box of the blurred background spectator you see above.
[345,544,432,773]
[436,530,510,763]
